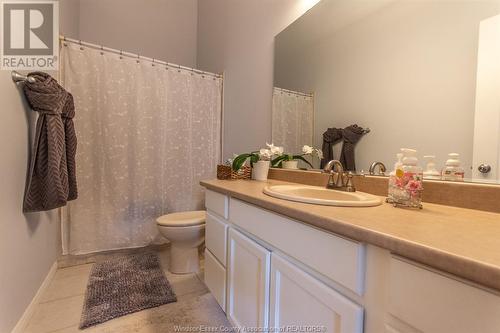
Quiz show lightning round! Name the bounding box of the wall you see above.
[0,1,79,331]
[275,1,500,175]
[60,0,80,39]
[78,0,198,67]
[197,0,320,159]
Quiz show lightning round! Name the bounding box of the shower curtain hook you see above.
[152,58,155,67]
[136,54,140,64]
[119,50,123,59]
[100,45,104,55]
[79,40,83,50]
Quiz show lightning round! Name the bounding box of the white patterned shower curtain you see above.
[272,87,314,154]
[60,42,222,255]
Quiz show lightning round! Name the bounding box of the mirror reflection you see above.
[273,0,500,184]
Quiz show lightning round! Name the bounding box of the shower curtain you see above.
[60,42,222,255]
[272,87,314,154]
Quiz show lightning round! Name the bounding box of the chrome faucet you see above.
[369,161,387,176]
[323,160,356,192]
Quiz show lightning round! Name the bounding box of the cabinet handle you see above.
[478,164,492,174]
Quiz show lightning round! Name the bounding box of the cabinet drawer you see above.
[229,198,365,295]
[205,190,228,219]
[206,212,228,265]
[204,249,226,312]
[388,257,500,333]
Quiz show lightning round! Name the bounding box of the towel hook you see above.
[12,71,36,83]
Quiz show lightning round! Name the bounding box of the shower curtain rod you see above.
[60,35,223,79]
[274,86,313,98]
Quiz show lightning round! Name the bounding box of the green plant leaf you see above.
[249,154,259,167]
[292,155,314,168]
[232,153,252,171]
[271,155,287,167]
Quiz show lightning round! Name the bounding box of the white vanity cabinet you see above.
[203,188,500,333]
[227,228,271,329]
[204,191,366,332]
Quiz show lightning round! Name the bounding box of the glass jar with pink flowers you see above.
[387,148,423,209]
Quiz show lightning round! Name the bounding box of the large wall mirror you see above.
[273,0,500,184]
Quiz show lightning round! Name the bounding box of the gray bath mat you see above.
[80,252,177,329]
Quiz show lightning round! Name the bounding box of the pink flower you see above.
[405,179,423,198]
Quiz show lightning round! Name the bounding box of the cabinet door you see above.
[270,253,364,333]
[227,228,271,329]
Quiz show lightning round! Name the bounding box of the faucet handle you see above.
[345,172,356,192]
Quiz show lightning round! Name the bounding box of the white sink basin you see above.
[263,184,382,207]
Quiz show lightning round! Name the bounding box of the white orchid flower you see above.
[275,146,284,156]
[259,148,272,160]
[302,145,314,155]
[266,143,284,156]
[316,148,323,159]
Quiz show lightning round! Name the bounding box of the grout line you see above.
[177,288,210,299]
[38,293,85,305]
[47,324,79,333]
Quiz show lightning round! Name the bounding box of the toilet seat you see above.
[156,210,206,227]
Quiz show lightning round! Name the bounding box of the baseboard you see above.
[11,261,58,333]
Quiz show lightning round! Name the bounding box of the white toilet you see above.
[156,210,206,274]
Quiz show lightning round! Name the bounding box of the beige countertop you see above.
[201,179,500,291]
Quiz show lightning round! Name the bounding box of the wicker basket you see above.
[217,165,252,180]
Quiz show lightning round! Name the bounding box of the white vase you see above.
[252,160,270,181]
[282,160,299,169]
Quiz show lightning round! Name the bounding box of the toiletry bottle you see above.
[389,153,403,176]
[442,153,465,181]
[423,155,441,180]
[388,153,404,204]
[387,148,423,208]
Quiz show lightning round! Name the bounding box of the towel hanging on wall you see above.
[22,72,78,212]
[321,124,369,171]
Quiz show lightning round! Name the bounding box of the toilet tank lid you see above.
[156,210,206,227]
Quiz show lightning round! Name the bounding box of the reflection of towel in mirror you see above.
[321,128,343,168]
[340,125,367,171]
[321,124,368,171]
[22,72,78,212]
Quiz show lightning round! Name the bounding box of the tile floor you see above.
[23,249,230,333]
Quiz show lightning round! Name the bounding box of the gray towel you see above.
[22,72,77,212]
[320,127,343,169]
[340,124,366,171]
[321,124,368,171]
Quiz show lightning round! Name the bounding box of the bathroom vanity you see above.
[201,179,500,333]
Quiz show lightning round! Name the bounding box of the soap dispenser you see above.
[442,153,465,181]
[387,148,423,209]
[390,153,403,176]
[423,155,441,180]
